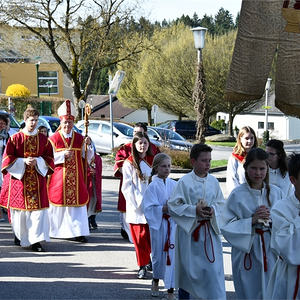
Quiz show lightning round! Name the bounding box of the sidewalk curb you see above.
[102,166,227,181]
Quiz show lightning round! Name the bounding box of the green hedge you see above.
[0,96,64,121]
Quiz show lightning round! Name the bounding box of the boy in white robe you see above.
[168,144,226,300]
[266,153,300,299]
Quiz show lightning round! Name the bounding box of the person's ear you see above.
[190,158,195,166]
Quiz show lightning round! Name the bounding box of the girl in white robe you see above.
[122,132,153,280]
[266,139,293,198]
[143,153,177,299]
[222,148,282,299]
[226,126,257,195]
[266,153,300,300]
[168,144,226,300]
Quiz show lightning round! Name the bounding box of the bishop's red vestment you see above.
[48,131,89,206]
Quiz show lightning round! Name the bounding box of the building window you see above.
[38,71,58,95]
[258,121,274,130]
[268,122,274,130]
[258,121,264,129]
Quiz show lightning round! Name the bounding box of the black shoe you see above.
[75,236,88,243]
[31,242,45,252]
[146,260,152,272]
[14,235,20,246]
[120,228,129,240]
[88,215,98,230]
[137,266,147,279]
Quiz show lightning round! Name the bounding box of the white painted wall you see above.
[217,112,300,140]
[121,107,177,124]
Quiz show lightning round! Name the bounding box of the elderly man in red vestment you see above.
[0,107,54,252]
[114,122,160,241]
[48,100,94,243]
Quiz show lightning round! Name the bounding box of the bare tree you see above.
[0,0,149,102]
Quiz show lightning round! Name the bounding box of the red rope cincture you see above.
[163,214,174,266]
[293,265,300,300]
[243,228,269,272]
[193,219,215,263]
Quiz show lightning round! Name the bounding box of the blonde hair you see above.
[149,153,171,182]
[233,126,257,156]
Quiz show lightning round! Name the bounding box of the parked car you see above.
[158,120,221,139]
[147,126,193,151]
[0,110,20,136]
[76,120,134,153]
[20,116,82,136]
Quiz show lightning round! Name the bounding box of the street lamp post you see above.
[263,78,272,144]
[191,27,207,143]
[108,70,126,152]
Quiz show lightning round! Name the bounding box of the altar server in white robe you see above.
[168,144,226,300]
[143,153,177,299]
[226,126,257,195]
[266,139,293,198]
[222,148,282,300]
[266,153,300,300]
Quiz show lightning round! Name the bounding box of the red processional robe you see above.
[48,131,89,207]
[0,131,54,211]
[114,142,160,212]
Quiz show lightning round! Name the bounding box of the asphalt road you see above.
[0,178,235,300]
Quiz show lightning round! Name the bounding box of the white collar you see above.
[60,129,73,138]
[22,128,38,136]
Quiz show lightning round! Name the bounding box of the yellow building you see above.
[0,60,64,98]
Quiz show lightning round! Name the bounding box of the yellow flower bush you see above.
[6,84,31,97]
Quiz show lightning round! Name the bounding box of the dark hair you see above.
[233,126,258,156]
[244,148,270,206]
[266,139,288,177]
[131,132,152,180]
[134,122,147,132]
[190,143,212,160]
[288,153,300,179]
[38,125,49,137]
[0,115,8,125]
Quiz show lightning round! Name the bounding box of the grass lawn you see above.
[211,159,228,168]
[206,141,235,147]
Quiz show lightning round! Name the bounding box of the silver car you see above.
[76,120,133,153]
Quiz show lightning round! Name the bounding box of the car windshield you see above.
[114,123,133,137]
[48,120,61,132]
[153,128,185,141]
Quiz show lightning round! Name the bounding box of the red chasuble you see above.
[0,131,54,211]
[48,131,89,207]
[114,142,159,212]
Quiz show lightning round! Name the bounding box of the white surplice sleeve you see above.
[271,199,300,265]
[53,150,66,164]
[82,144,95,164]
[168,178,197,234]
[6,158,26,180]
[35,156,48,177]
[143,182,163,231]
[221,189,254,253]
[209,178,225,235]
[226,155,240,194]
